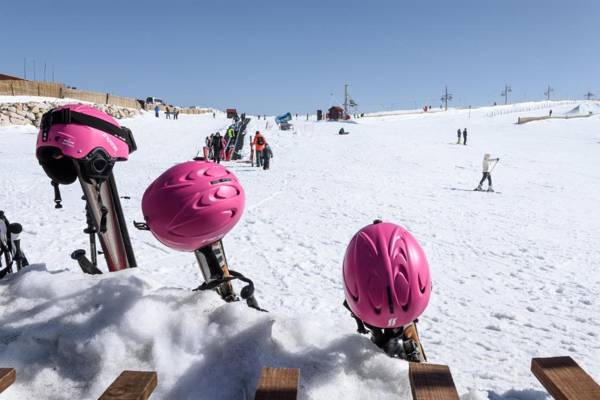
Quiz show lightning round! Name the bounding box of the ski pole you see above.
[490,159,500,173]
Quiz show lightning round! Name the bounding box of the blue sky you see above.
[1,0,598,114]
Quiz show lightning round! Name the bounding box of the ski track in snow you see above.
[1,102,599,399]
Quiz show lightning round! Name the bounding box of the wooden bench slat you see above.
[409,363,460,400]
[0,368,16,393]
[531,357,600,400]
[255,367,300,400]
[98,370,157,400]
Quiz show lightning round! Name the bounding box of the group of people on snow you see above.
[456,128,467,145]
[154,105,179,119]
[202,129,273,170]
[205,132,227,163]
[453,128,501,190]
[251,131,273,170]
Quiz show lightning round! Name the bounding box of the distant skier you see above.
[462,128,468,145]
[174,109,179,120]
[549,109,553,117]
[154,105,160,118]
[211,132,225,164]
[456,129,462,144]
[212,112,216,119]
[475,153,500,192]
[252,131,266,167]
[262,143,273,170]
[165,106,171,119]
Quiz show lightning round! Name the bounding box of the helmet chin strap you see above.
[343,300,424,362]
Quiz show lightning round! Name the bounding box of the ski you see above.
[194,240,236,302]
[36,105,138,275]
[193,240,264,311]
[448,188,501,194]
[0,210,29,279]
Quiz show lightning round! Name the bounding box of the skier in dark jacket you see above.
[211,132,225,163]
[462,128,468,145]
[262,144,273,170]
[457,129,462,144]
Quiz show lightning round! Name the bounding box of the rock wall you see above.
[0,101,142,127]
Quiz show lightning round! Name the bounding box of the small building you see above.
[327,106,344,121]
[0,73,25,81]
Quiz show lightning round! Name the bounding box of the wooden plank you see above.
[98,370,157,400]
[409,363,460,400]
[0,368,16,393]
[255,367,299,400]
[531,356,600,400]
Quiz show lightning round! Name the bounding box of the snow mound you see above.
[0,265,411,399]
[564,102,600,116]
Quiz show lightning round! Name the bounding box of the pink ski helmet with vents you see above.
[141,160,245,251]
[36,104,135,184]
[343,220,431,328]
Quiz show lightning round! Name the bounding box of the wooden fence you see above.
[517,113,594,124]
[1,356,597,399]
[0,79,211,114]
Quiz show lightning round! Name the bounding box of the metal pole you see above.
[44,62,47,81]
[445,86,448,111]
[33,60,36,81]
[344,84,348,116]
[23,58,26,79]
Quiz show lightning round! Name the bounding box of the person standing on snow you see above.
[154,105,160,118]
[475,153,500,192]
[252,131,266,167]
[165,106,171,119]
[205,134,214,159]
[262,143,273,170]
[462,128,468,145]
[457,129,462,144]
[211,132,225,164]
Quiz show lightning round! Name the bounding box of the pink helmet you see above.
[343,220,431,328]
[141,160,245,252]
[36,104,136,184]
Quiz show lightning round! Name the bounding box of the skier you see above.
[456,128,462,144]
[262,143,273,170]
[462,128,468,145]
[154,105,160,118]
[165,106,171,119]
[475,153,500,192]
[252,131,266,167]
[343,220,431,362]
[174,108,179,120]
[211,132,225,163]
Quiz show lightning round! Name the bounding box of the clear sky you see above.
[1,0,598,114]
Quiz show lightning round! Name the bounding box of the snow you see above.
[0,95,92,104]
[564,102,600,116]
[1,100,599,399]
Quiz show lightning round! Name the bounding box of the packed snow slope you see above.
[0,100,599,399]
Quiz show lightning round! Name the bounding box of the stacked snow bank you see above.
[0,264,412,399]
[564,102,600,116]
[0,98,142,127]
